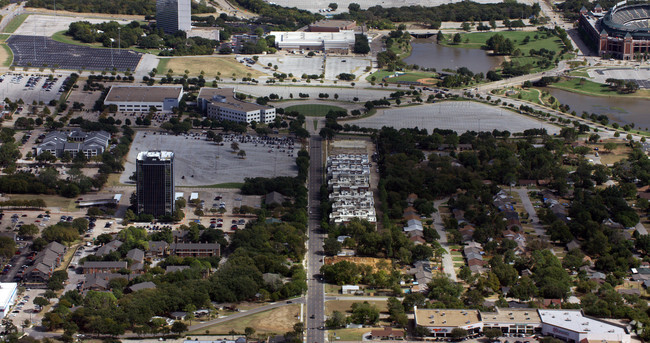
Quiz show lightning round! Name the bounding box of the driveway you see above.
[513,187,547,239]
[433,198,457,282]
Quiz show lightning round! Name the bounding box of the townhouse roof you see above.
[96,240,123,256]
[82,261,128,269]
[126,248,145,262]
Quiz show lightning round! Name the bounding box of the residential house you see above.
[35,130,110,158]
[170,242,220,257]
[403,219,423,233]
[96,240,123,257]
[370,327,405,340]
[128,281,157,292]
[406,193,418,206]
[459,224,475,242]
[410,261,433,292]
[82,261,128,274]
[147,241,170,258]
[265,191,286,206]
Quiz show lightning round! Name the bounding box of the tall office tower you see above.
[136,151,175,216]
[156,0,191,34]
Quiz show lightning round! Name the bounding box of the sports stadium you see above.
[580,1,650,60]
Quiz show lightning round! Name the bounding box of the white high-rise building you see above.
[156,0,191,34]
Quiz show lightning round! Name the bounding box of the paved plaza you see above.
[345,101,561,134]
[120,131,298,186]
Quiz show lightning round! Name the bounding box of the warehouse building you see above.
[197,87,276,124]
[104,85,184,113]
[269,30,356,53]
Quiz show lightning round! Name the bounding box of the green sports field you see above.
[284,104,347,116]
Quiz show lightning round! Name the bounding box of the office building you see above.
[197,88,276,124]
[136,151,175,217]
[104,85,183,113]
[309,20,357,32]
[156,0,191,34]
[35,130,110,158]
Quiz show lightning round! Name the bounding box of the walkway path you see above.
[432,198,457,282]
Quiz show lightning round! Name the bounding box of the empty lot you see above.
[120,131,298,187]
[345,101,561,134]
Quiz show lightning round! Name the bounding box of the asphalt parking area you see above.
[7,35,142,71]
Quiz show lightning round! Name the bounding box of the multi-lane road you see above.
[306,135,326,343]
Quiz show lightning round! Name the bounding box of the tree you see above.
[33,297,50,307]
[603,142,616,153]
[244,326,256,340]
[0,236,16,260]
[453,33,462,44]
[18,224,39,238]
[350,302,380,325]
[484,328,502,339]
[325,311,346,328]
[328,2,338,10]
[348,3,360,11]
[231,142,239,152]
[171,321,187,335]
[450,328,468,340]
[237,150,247,159]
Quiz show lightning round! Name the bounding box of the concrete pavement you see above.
[433,199,457,282]
[306,135,326,343]
[513,187,547,239]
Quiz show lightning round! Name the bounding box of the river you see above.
[403,39,503,74]
[543,87,650,129]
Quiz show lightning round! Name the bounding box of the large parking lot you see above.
[13,14,130,37]
[256,55,324,77]
[345,101,561,134]
[589,67,650,89]
[120,131,299,186]
[0,73,68,104]
[324,56,371,80]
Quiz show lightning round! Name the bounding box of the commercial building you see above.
[309,20,357,32]
[481,308,542,335]
[136,151,175,217]
[197,88,276,124]
[104,85,184,113]
[156,0,191,34]
[539,309,630,343]
[579,2,650,60]
[35,130,110,158]
[0,283,17,318]
[269,30,357,53]
[413,307,631,342]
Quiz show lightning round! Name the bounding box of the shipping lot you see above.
[345,101,561,134]
[120,131,299,187]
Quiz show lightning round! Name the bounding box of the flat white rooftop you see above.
[0,283,17,309]
[137,151,174,161]
[539,310,627,335]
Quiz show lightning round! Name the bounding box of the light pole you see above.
[110,38,114,68]
[118,26,121,55]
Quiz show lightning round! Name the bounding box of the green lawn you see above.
[2,14,28,33]
[0,34,10,41]
[52,30,161,55]
[366,70,437,84]
[156,58,170,74]
[0,44,13,67]
[285,104,347,117]
[550,78,650,98]
[440,31,564,55]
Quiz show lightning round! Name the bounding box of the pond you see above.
[404,39,503,74]
[543,87,650,129]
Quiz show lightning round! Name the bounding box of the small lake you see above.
[543,87,650,129]
[403,39,503,74]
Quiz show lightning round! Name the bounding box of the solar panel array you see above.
[7,35,142,72]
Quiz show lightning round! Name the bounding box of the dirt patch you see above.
[197,305,300,335]
[324,256,392,272]
[416,78,437,85]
